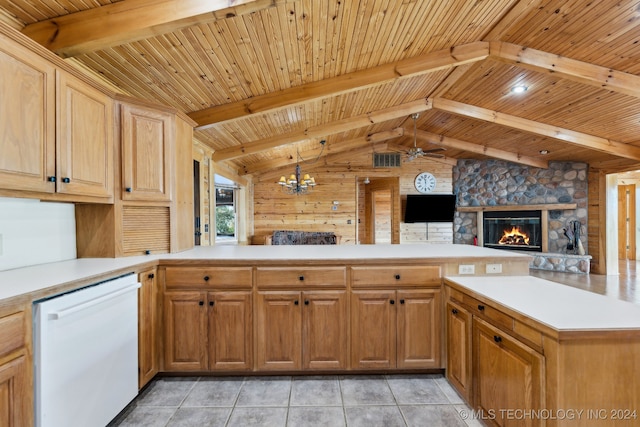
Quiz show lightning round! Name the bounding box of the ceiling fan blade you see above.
[424,147,446,153]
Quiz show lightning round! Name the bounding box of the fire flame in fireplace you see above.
[498,226,530,246]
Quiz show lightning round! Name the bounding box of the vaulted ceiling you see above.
[3,0,640,177]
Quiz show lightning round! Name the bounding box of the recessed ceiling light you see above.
[511,85,528,94]
[539,150,549,155]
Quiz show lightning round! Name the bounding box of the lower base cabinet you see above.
[445,300,472,402]
[138,268,158,388]
[164,291,252,372]
[351,289,441,370]
[256,291,347,371]
[0,355,28,427]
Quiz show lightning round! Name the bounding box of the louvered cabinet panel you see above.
[121,206,170,256]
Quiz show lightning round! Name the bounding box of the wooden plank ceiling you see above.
[3,0,640,176]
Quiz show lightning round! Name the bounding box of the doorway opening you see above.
[361,177,400,244]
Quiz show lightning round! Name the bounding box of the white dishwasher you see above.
[34,273,140,427]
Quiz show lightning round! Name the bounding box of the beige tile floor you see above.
[110,374,481,427]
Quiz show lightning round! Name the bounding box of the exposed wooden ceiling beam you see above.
[190,42,489,129]
[432,98,640,161]
[410,128,549,169]
[21,0,277,58]
[490,42,640,99]
[212,99,432,162]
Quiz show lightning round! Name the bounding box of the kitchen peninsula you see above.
[1,244,639,427]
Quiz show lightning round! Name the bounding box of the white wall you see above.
[0,197,76,271]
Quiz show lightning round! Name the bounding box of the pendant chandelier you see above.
[277,140,325,195]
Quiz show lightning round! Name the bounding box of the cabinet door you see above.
[0,355,28,427]
[473,317,545,427]
[302,291,347,370]
[446,300,472,402]
[138,268,158,388]
[164,291,207,371]
[208,291,252,371]
[397,289,440,369]
[121,103,173,201]
[350,290,396,369]
[0,34,56,193]
[256,291,302,371]
[56,71,113,198]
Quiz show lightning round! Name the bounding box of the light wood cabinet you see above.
[0,31,113,200]
[121,102,172,202]
[164,290,252,372]
[473,317,545,427]
[351,289,440,370]
[445,300,472,402]
[138,268,158,388]
[0,308,30,427]
[256,290,348,371]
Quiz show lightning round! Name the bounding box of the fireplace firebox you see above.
[483,210,542,252]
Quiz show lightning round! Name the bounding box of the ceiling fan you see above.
[406,113,446,161]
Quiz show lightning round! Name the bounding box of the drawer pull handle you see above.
[47,176,56,182]
[390,299,395,305]
[203,276,210,281]
[209,301,214,306]
[294,300,299,305]
[395,274,401,280]
[494,335,502,343]
[478,304,485,311]
[299,275,305,281]
[452,308,458,315]
[62,177,70,183]
[304,300,309,305]
[148,273,155,279]
[400,299,405,304]
[125,187,132,192]
[199,301,204,306]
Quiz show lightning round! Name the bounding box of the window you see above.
[215,175,237,243]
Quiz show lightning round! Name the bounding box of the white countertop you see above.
[445,275,640,331]
[0,244,528,302]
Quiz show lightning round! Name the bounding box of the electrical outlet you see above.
[458,264,475,274]
[486,263,502,274]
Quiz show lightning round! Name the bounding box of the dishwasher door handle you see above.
[48,283,141,320]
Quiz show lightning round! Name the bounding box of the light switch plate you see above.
[458,264,475,274]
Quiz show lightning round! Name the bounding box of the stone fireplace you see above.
[483,210,542,252]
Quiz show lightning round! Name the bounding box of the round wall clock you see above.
[414,172,436,193]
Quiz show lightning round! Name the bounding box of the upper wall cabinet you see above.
[0,31,56,194]
[0,29,114,201]
[121,103,173,202]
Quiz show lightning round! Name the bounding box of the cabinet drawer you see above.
[0,311,25,358]
[450,288,513,331]
[165,267,252,289]
[256,267,346,288]
[351,265,441,287]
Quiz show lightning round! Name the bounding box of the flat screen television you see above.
[404,194,457,223]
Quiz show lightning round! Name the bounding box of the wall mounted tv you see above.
[404,194,457,223]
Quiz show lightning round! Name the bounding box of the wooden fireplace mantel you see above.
[457,203,577,212]
[462,204,578,252]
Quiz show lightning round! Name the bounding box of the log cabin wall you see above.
[251,150,454,245]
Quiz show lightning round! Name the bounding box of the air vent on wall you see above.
[373,153,401,168]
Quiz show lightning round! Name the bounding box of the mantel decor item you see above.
[277,140,325,195]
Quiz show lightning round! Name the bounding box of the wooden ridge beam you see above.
[190,42,489,129]
[432,98,640,161]
[212,99,432,162]
[490,42,640,99]
[22,0,277,58]
[410,128,549,169]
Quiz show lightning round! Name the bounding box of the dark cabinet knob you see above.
[390,299,395,305]
[47,176,56,182]
[452,308,458,315]
[203,276,210,281]
[478,305,485,311]
[62,177,70,183]
[209,301,214,306]
[294,300,299,305]
[199,301,204,306]
[493,335,502,343]
[304,300,309,305]
[395,274,401,280]
[145,250,151,255]
[400,299,405,304]
[299,275,305,281]
[125,187,132,192]
[148,273,155,279]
